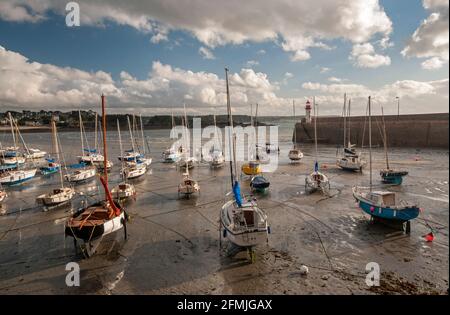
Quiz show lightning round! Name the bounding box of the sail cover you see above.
[233,181,243,207]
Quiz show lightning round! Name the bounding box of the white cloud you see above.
[284,72,294,79]
[350,43,391,68]
[402,0,449,70]
[245,60,259,67]
[0,0,393,61]
[421,56,446,69]
[328,77,346,83]
[257,49,266,55]
[320,67,331,73]
[198,46,215,60]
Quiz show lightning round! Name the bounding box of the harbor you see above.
[0,124,448,294]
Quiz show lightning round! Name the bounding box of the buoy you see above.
[370,206,375,212]
[424,232,434,242]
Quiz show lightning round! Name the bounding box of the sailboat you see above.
[79,113,113,171]
[40,118,62,176]
[289,100,304,162]
[65,94,128,257]
[254,104,270,165]
[178,133,200,198]
[337,94,366,172]
[220,68,269,263]
[65,112,97,183]
[0,116,37,185]
[122,116,147,179]
[305,97,330,195]
[352,97,419,233]
[241,104,262,176]
[209,114,225,168]
[1,113,25,166]
[36,118,75,207]
[111,119,136,202]
[379,107,408,185]
[136,114,152,166]
[177,104,197,170]
[162,109,183,163]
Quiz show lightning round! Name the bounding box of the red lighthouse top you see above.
[305,100,311,110]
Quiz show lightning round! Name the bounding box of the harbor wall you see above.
[294,113,449,148]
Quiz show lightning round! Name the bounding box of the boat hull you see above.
[0,169,37,185]
[380,170,408,185]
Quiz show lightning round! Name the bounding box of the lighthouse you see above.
[305,100,312,124]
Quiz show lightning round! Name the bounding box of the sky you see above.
[0,0,448,116]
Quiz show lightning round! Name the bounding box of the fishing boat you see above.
[122,116,147,179]
[305,97,330,195]
[353,96,420,233]
[112,119,137,202]
[220,68,269,263]
[37,118,75,207]
[250,175,270,193]
[25,148,47,160]
[209,114,225,168]
[337,95,366,172]
[378,107,408,185]
[65,94,128,258]
[288,100,304,162]
[40,158,61,175]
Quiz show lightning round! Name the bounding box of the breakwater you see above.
[294,113,449,148]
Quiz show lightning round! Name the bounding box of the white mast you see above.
[313,97,318,163]
[117,119,125,182]
[127,116,137,164]
[94,113,98,153]
[293,100,296,145]
[347,98,351,148]
[79,111,84,157]
[368,96,372,192]
[8,112,17,149]
[140,114,146,155]
[343,93,347,149]
[381,106,390,170]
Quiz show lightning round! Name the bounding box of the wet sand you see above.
[0,130,448,295]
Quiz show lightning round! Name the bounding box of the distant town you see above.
[0,110,277,131]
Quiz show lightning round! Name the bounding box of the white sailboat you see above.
[65,111,97,183]
[112,119,136,201]
[1,113,25,165]
[305,97,330,195]
[37,118,75,207]
[177,105,197,170]
[288,100,304,162]
[336,94,365,172]
[123,116,147,179]
[220,68,269,263]
[0,116,37,185]
[162,108,183,163]
[137,114,152,166]
[25,148,47,160]
[209,114,225,168]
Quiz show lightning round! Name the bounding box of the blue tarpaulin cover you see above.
[233,181,243,207]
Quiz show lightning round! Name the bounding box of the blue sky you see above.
[0,0,448,115]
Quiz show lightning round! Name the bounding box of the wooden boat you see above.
[353,96,420,233]
[378,107,408,185]
[250,175,270,192]
[289,100,304,162]
[336,95,365,172]
[65,94,128,257]
[220,68,269,263]
[305,98,330,195]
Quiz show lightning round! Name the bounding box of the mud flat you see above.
[0,131,448,295]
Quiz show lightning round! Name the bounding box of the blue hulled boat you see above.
[250,175,270,192]
[40,158,61,175]
[380,169,409,185]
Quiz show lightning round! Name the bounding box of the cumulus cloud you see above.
[350,43,391,68]
[245,60,259,67]
[0,0,392,62]
[402,0,449,70]
[320,67,331,73]
[198,46,215,60]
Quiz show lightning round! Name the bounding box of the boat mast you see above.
[381,106,390,170]
[101,95,109,196]
[51,118,64,188]
[347,98,351,148]
[343,93,347,149]
[293,100,296,145]
[79,111,84,157]
[183,103,189,175]
[368,96,372,192]
[127,116,137,163]
[117,119,125,182]
[225,68,235,187]
[8,112,17,149]
[313,97,318,164]
[140,114,146,155]
[94,113,98,153]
